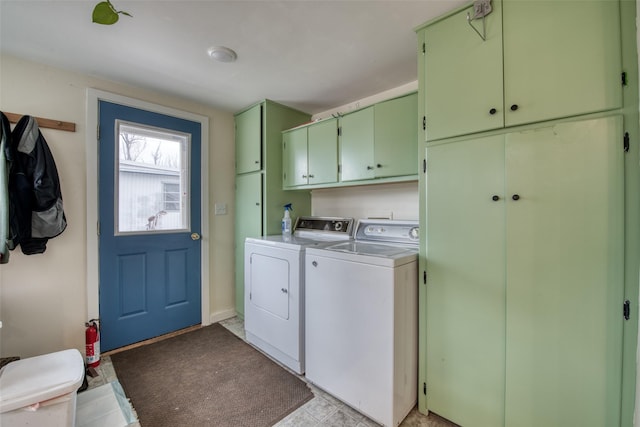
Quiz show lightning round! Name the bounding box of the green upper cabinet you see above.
[307,118,338,185]
[235,104,262,174]
[419,0,622,141]
[421,2,504,141]
[283,118,338,188]
[340,93,418,182]
[503,0,621,127]
[374,93,418,178]
[283,127,308,188]
[340,106,375,182]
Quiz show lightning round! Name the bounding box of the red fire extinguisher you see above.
[85,319,100,368]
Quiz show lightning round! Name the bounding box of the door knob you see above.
[489,108,497,115]
[512,194,520,201]
[191,232,201,240]
[510,104,519,111]
[492,195,500,201]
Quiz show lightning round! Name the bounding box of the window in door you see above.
[115,121,190,234]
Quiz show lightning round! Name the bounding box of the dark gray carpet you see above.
[111,323,313,427]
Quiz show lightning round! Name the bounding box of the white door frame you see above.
[85,89,210,328]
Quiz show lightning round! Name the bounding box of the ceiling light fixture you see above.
[207,46,237,63]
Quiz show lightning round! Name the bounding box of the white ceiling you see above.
[0,0,465,115]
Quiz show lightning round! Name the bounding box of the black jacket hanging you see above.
[0,113,11,263]
[8,115,67,255]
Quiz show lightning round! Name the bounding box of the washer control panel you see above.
[355,219,419,245]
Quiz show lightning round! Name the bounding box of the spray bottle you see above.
[282,203,293,237]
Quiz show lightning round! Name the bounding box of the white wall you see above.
[0,54,236,358]
[312,181,419,221]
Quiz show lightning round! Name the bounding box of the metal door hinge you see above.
[624,132,630,152]
[96,221,100,236]
[96,125,100,140]
[423,159,426,174]
[422,43,426,54]
[423,116,426,131]
[622,72,627,86]
[423,382,427,395]
[423,271,427,284]
[338,127,342,137]
[624,300,630,320]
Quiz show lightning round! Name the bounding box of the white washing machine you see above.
[305,219,419,427]
[244,217,353,374]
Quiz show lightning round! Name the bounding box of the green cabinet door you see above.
[234,172,262,316]
[425,135,506,427]
[425,115,624,427]
[503,0,622,127]
[340,106,375,182]
[308,118,338,185]
[283,127,308,187]
[504,116,624,427]
[235,105,262,174]
[421,2,503,141]
[374,93,418,178]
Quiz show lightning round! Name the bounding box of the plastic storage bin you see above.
[0,349,84,427]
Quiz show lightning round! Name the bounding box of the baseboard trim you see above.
[210,309,237,324]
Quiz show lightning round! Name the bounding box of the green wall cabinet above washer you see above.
[282,92,418,189]
[283,118,338,188]
[340,92,418,183]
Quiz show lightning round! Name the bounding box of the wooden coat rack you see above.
[4,112,76,132]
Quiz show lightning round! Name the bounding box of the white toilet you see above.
[0,349,85,427]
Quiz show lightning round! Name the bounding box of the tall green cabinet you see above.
[234,100,311,317]
[417,1,639,426]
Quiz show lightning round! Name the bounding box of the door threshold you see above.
[103,324,202,356]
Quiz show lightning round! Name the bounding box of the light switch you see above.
[214,203,227,215]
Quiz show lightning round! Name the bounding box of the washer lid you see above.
[0,349,84,412]
[324,241,415,257]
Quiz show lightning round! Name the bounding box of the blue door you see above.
[99,100,202,351]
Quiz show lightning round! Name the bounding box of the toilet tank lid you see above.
[0,349,84,413]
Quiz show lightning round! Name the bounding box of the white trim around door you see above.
[85,89,210,329]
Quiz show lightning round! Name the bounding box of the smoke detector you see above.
[207,46,237,63]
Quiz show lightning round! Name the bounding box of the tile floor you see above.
[89,317,458,427]
[219,317,458,427]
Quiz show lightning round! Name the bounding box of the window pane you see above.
[115,121,190,234]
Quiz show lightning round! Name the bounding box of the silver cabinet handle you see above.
[312,261,318,267]
[281,288,288,293]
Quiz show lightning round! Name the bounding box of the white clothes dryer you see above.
[244,217,353,374]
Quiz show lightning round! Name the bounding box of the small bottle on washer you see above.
[282,203,292,237]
